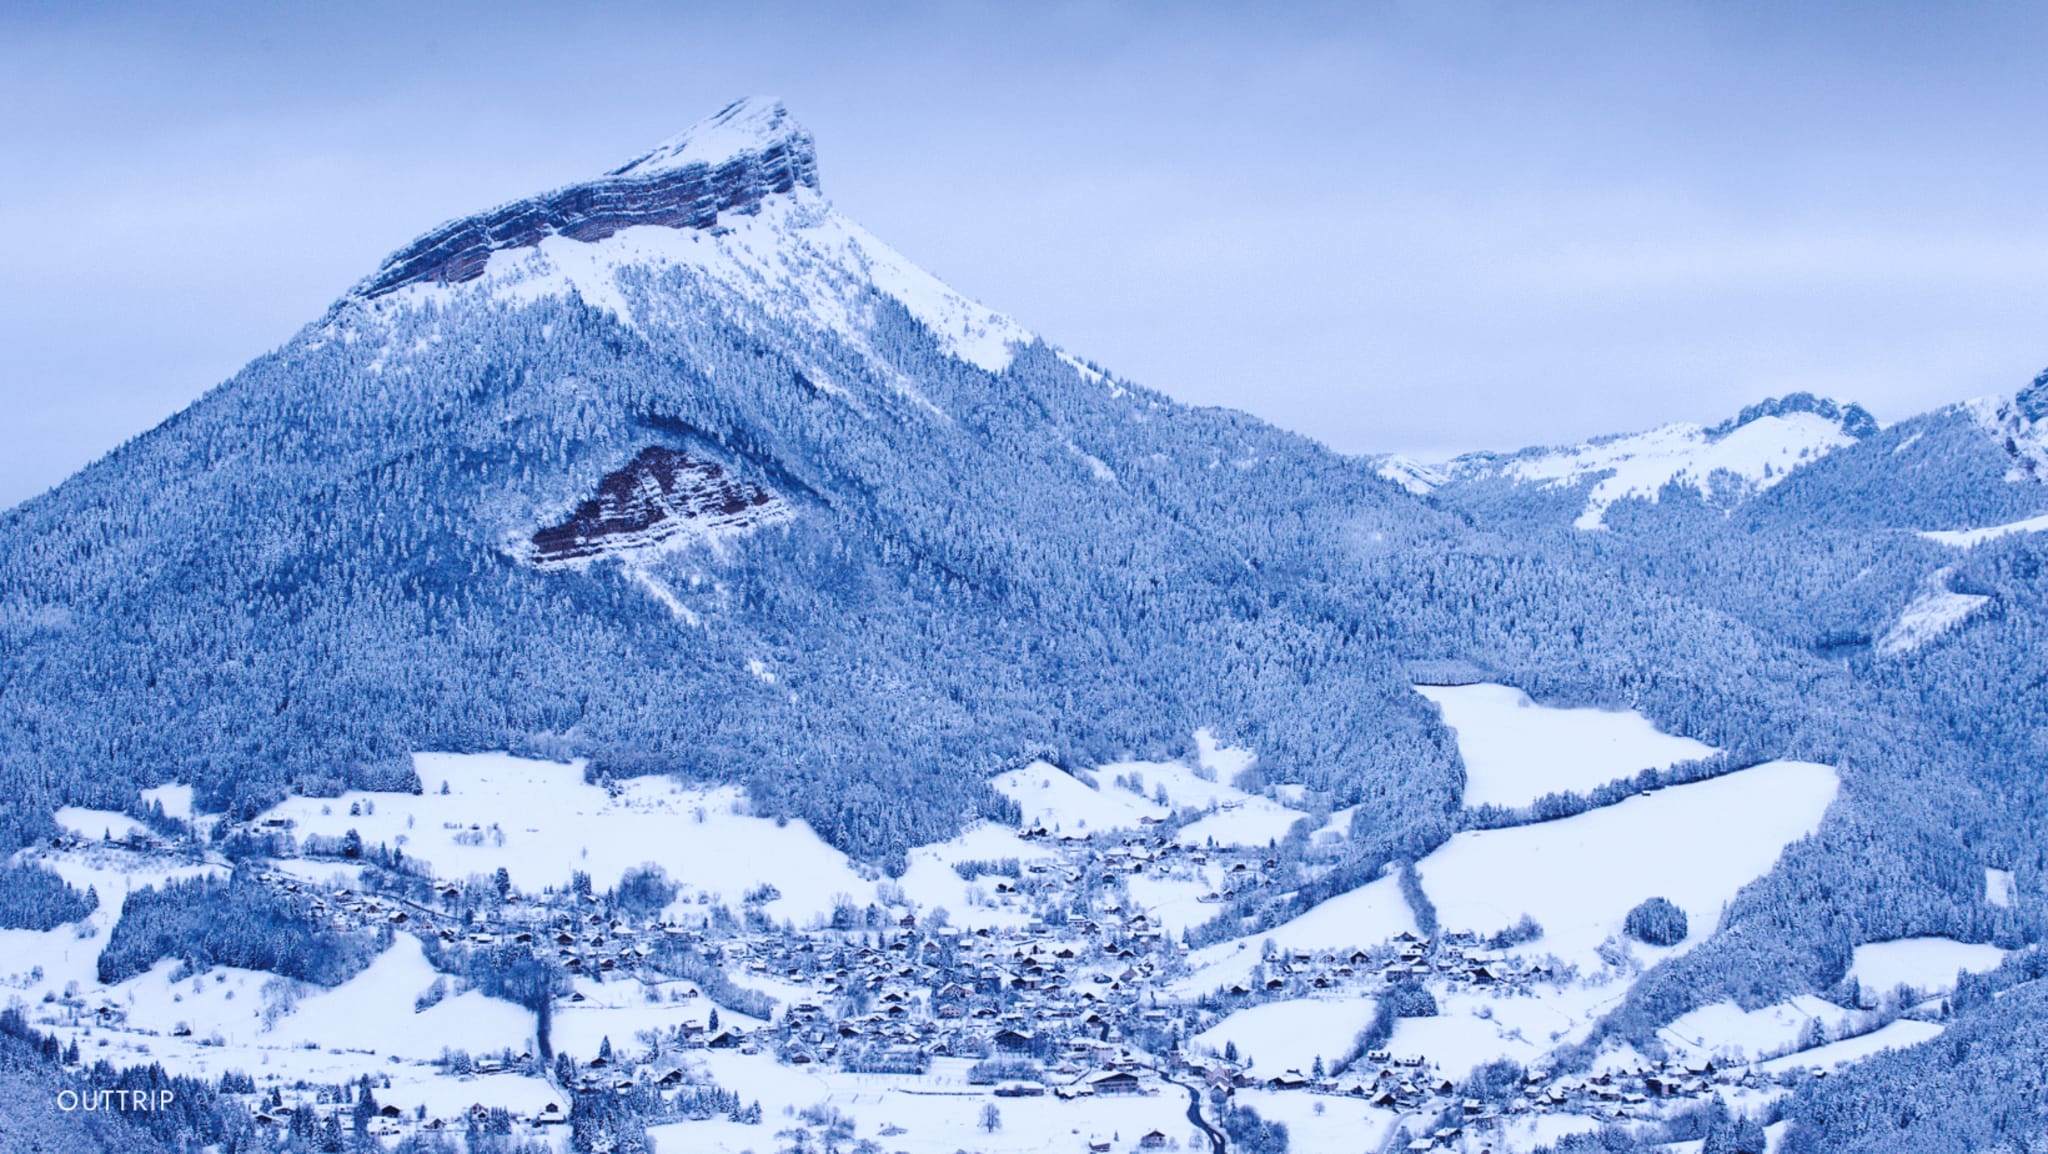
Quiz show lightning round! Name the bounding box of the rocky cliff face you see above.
[1968,369,2048,483]
[359,99,819,298]
[527,445,788,569]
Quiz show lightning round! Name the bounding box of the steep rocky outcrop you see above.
[360,99,818,297]
[528,446,787,568]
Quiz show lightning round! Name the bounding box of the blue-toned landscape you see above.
[5,24,2048,1154]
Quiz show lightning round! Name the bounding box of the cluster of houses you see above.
[50,809,1803,1150]
[1220,930,1559,1002]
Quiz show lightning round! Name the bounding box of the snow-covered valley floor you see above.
[0,687,1993,1153]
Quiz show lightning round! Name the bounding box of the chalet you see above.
[1140,1131,1169,1149]
[1090,1071,1142,1096]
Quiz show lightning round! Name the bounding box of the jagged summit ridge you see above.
[608,97,812,178]
[346,96,1029,373]
[357,97,819,298]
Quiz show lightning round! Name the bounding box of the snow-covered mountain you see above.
[1436,392,1878,528]
[358,97,1030,376]
[0,97,1450,863]
[1967,368,2048,482]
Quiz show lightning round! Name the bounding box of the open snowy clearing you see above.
[991,761,1165,834]
[1192,995,1380,1074]
[1877,568,1990,656]
[1416,683,1718,809]
[1233,1087,1403,1153]
[139,783,194,822]
[1660,995,1858,1063]
[1388,981,1631,1081]
[53,806,148,842]
[1921,511,2048,548]
[1759,1019,1945,1075]
[1847,937,2005,1001]
[260,752,874,923]
[895,822,1057,931]
[1100,755,1305,848]
[111,934,536,1059]
[679,1052,1196,1154]
[1123,870,1228,935]
[1418,759,1839,968]
[548,977,754,1063]
[991,731,1304,847]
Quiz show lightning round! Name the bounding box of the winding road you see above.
[1158,1068,1227,1154]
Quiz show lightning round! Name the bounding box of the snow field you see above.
[1192,995,1380,1074]
[108,934,535,1059]
[1231,1087,1402,1153]
[1416,683,1718,809]
[992,760,1165,834]
[1388,982,1629,1081]
[54,807,148,842]
[260,752,874,923]
[1417,759,1839,970]
[1758,1019,1945,1075]
[1113,740,1307,849]
[1986,867,2016,908]
[1661,995,1857,1063]
[3,845,226,998]
[1921,511,2048,548]
[1195,728,1257,781]
[1122,870,1228,935]
[1847,937,2004,1001]
[140,783,194,822]
[453,188,1030,377]
[548,978,746,1063]
[1877,574,1990,656]
[691,1052,1193,1154]
[895,822,1057,930]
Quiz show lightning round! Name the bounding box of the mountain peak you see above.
[608,97,812,179]
[2017,366,2048,423]
[1705,392,1877,440]
[357,97,820,299]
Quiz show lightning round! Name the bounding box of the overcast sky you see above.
[4,1,2046,508]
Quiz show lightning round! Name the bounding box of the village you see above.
[9,794,1849,1154]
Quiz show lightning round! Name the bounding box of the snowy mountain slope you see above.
[361,97,1030,375]
[1445,393,1876,529]
[1875,566,1991,657]
[1370,453,1449,495]
[1739,391,2048,533]
[1967,368,2048,482]
[0,98,1458,866]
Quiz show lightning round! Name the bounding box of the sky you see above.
[3,0,2046,508]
